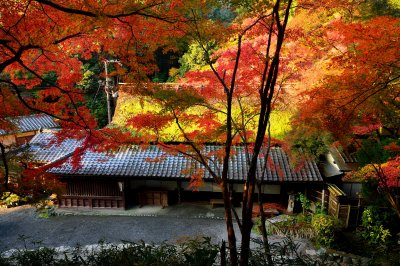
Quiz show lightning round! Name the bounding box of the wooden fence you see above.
[308,185,362,228]
[328,199,362,228]
[59,195,125,209]
[59,179,125,209]
[327,184,362,228]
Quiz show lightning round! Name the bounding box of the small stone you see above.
[317,248,327,256]
[326,254,335,261]
[305,249,317,256]
[342,256,352,264]
[361,258,371,266]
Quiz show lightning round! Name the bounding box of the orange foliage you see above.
[0,0,187,136]
[294,17,400,139]
[188,168,205,192]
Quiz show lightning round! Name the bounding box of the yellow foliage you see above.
[112,92,292,142]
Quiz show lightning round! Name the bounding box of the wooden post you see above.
[177,181,182,204]
[220,240,226,266]
[346,205,351,228]
[336,202,340,218]
[321,188,325,211]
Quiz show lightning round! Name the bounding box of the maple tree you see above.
[123,1,307,265]
[350,140,400,218]
[0,0,187,190]
[295,17,400,139]
[0,1,299,265]
[291,3,400,218]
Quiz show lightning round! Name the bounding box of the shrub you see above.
[84,241,181,266]
[311,214,339,248]
[249,237,328,266]
[34,199,56,218]
[180,237,219,266]
[0,192,27,208]
[264,216,316,240]
[0,237,220,266]
[359,208,391,249]
[296,193,311,215]
[6,247,57,266]
[259,213,339,248]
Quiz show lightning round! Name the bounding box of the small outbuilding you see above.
[0,114,59,148]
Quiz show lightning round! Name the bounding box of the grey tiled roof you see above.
[328,147,359,172]
[47,143,323,183]
[24,132,81,164]
[0,114,59,135]
[338,149,358,164]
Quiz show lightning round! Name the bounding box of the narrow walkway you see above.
[54,202,234,219]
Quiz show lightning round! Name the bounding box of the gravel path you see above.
[1,206,373,265]
[0,205,234,252]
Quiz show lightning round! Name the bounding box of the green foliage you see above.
[85,241,180,266]
[10,247,57,266]
[356,137,400,166]
[314,202,326,215]
[264,215,316,240]
[208,6,236,23]
[359,0,400,18]
[88,94,108,128]
[311,214,339,248]
[178,42,216,76]
[360,181,400,233]
[356,139,390,166]
[152,72,168,83]
[180,237,219,266]
[0,236,336,266]
[291,132,332,160]
[0,192,27,208]
[77,53,108,128]
[296,192,311,215]
[77,53,102,94]
[359,207,392,249]
[34,200,56,219]
[361,179,391,207]
[261,211,339,248]
[0,238,220,266]
[153,48,183,83]
[38,71,58,88]
[250,237,326,266]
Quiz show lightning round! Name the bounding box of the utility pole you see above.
[104,59,121,124]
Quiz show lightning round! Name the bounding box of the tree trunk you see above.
[257,183,274,265]
[220,240,226,266]
[0,143,9,191]
[240,163,258,266]
[222,182,238,266]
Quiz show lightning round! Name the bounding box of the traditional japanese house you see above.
[0,114,59,148]
[318,147,363,227]
[26,132,324,210]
